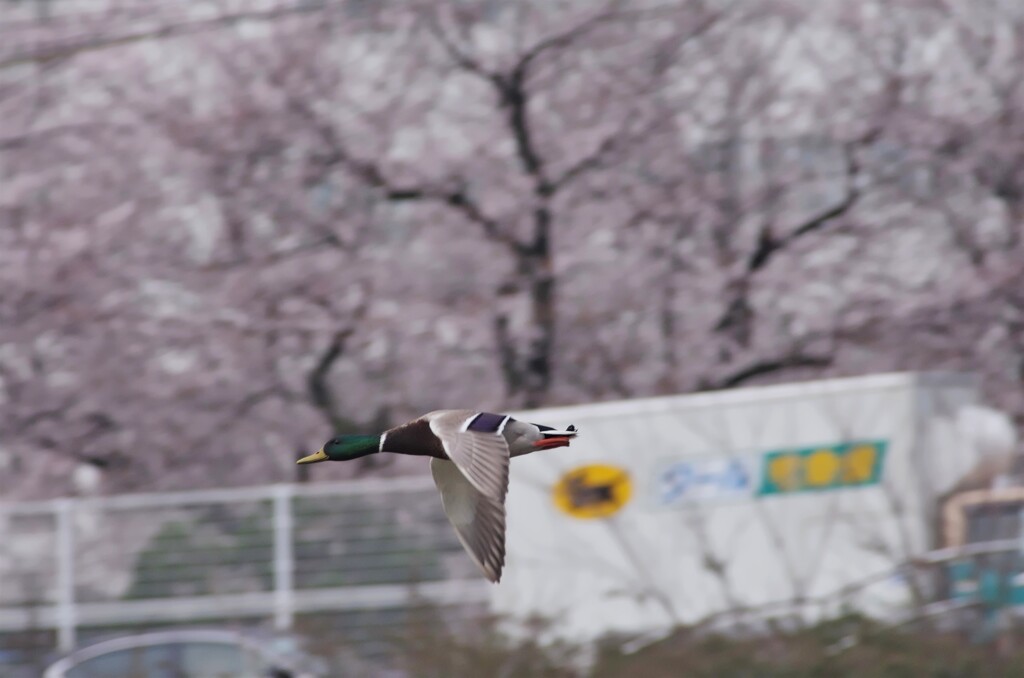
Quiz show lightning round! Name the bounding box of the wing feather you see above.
[427,410,510,502]
[430,458,506,583]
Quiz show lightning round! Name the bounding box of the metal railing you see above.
[0,476,488,655]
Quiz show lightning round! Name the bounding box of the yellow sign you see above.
[552,464,632,519]
[759,441,887,496]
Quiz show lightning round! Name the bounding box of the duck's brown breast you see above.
[381,419,447,459]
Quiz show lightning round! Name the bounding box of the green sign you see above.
[758,441,887,496]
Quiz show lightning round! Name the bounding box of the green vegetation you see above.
[125,510,273,599]
[291,495,448,588]
[312,609,1024,678]
[124,496,448,600]
[587,616,1024,678]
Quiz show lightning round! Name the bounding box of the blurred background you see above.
[2,0,1024,675]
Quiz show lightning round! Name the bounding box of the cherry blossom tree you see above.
[1,0,1023,501]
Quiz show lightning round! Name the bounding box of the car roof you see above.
[42,629,276,678]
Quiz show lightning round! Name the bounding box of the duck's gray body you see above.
[380,410,567,459]
[382,410,578,583]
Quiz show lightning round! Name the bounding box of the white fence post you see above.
[54,498,77,651]
[272,485,294,630]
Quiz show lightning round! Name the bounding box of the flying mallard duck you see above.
[297,410,579,583]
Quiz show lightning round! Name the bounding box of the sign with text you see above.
[757,441,887,496]
[654,456,757,507]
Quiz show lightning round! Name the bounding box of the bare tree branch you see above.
[0,1,340,71]
[306,328,356,433]
[709,352,833,390]
[746,133,873,274]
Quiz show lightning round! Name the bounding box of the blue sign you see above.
[655,457,755,507]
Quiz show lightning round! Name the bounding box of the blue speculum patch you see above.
[467,412,508,432]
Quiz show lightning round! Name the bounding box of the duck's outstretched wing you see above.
[426,410,511,502]
[430,458,506,583]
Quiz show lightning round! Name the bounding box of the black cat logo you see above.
[553,464,632,519]
[565,473,616,508]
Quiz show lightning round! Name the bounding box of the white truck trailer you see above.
[493,372,1016,642]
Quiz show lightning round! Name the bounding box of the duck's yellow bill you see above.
[297,448,329,465]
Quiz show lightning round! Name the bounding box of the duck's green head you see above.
[297,435,380,464]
